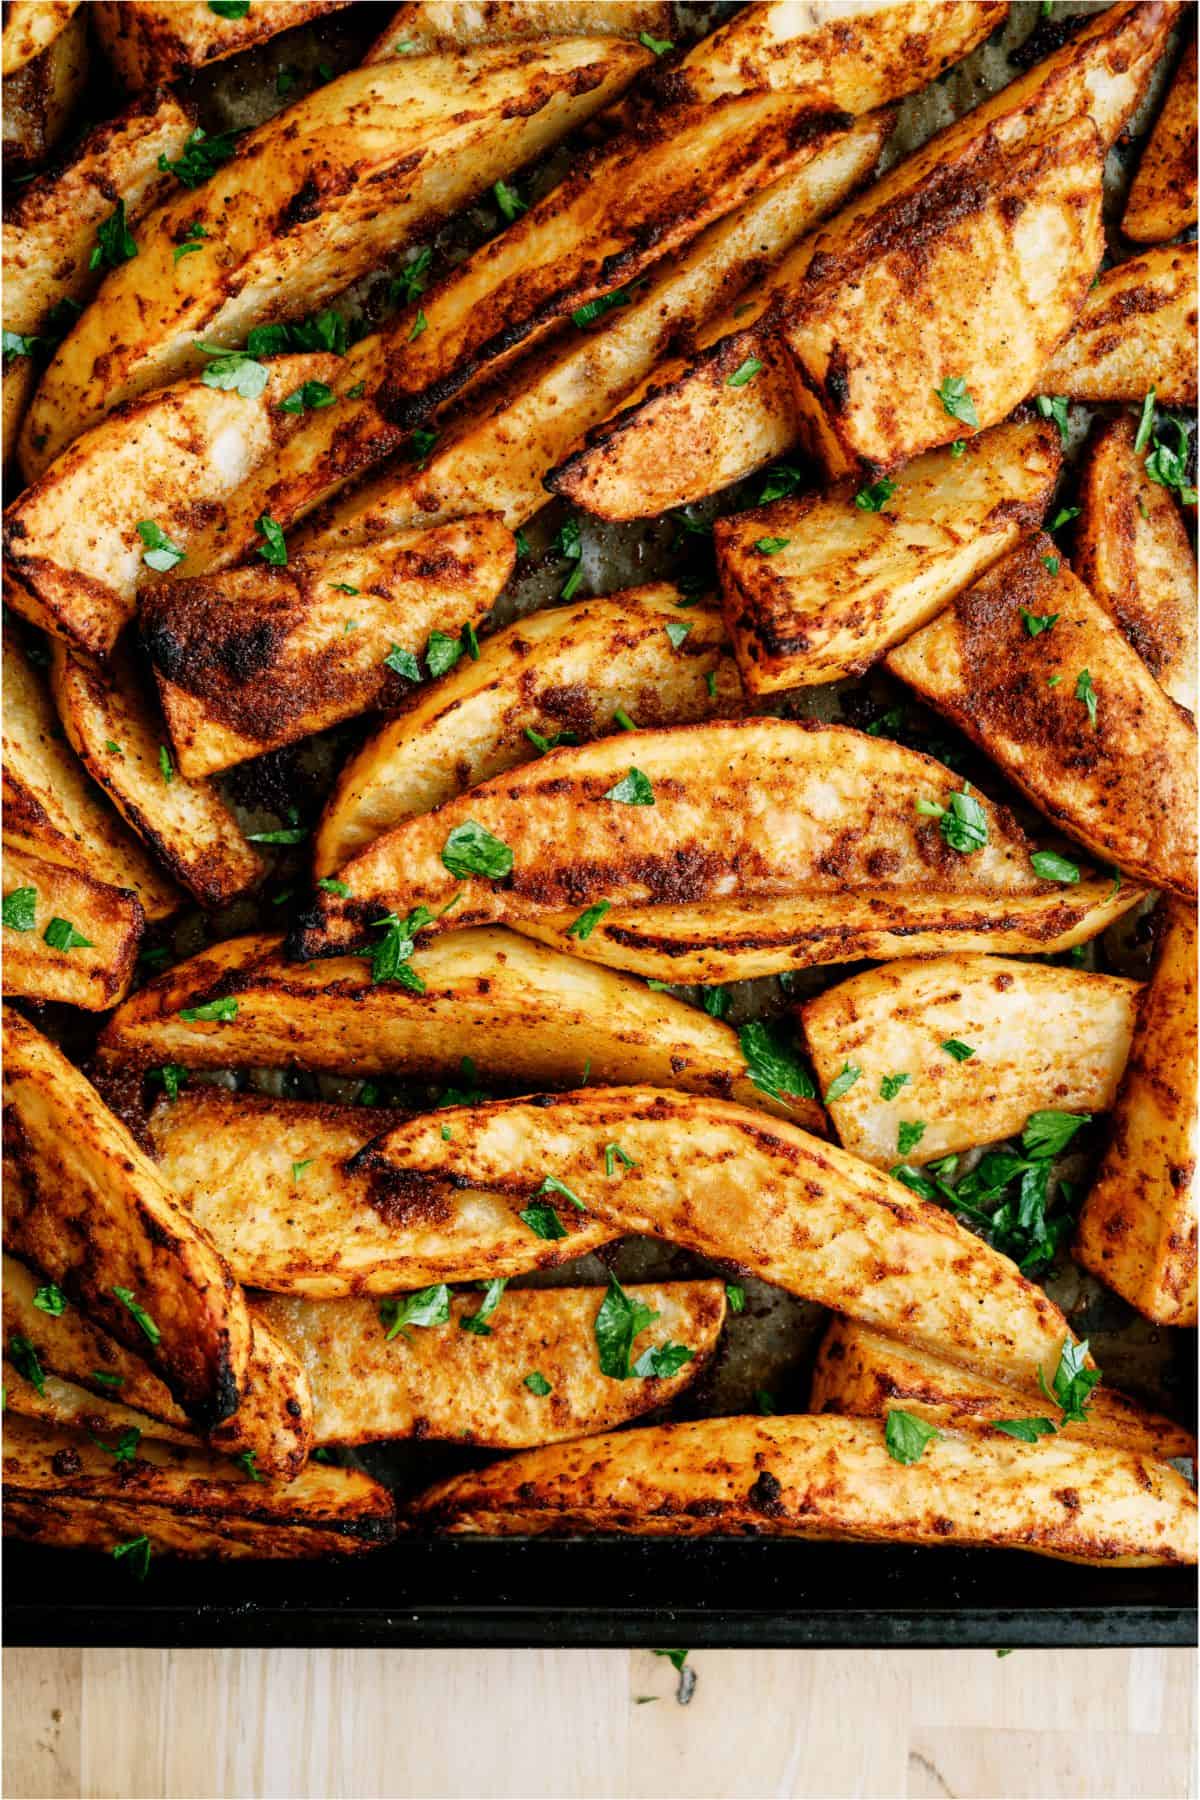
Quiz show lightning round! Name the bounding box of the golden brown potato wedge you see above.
[354,1088,1080,1394]
[22,39,649,475]
[810,1317,1196,1464]
[2,1009,252,1430]
[98,928,820,1125]
[365,1,670,58]
[1,840,142,1012]
[294,719,1069,963]
[1,2,86,169]
[91,1,349,88]
[887,535,1198,899]
[258,1282,724,1449]
[2,1,82,77]
[715,419,1062,693]
[411,1413,1198,1565]
[3,1414,394,1559]
[148,1089,617,1296]
[3,637,178,920]
[50,645,264,910]
[801,955,1140,1169]
[2,1356,195,1448]
[1074,415,1197,713]
[1076,900,1198,1327]
[1038,244,1197,406]
[1122,37,1197,244]
[314,587,743,873]
[777,117,1104,477]
[143,516,516,778]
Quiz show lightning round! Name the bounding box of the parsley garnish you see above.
[1134,386,1156,453]
[1030,849,1080,883]
[1035,394,1070,445]
[137,520,185,572]
[461,1278,506,1336]
[1049,505,1080,531]
[151,1064,188,1101]
[158,744,174,785]
[897,1119,926,1156]
[195,340,268,399]
[2,888,37,932]
[8,1335,45,1393]
[255,513,287,565]
[524,1370,552,1396]
[603,1142,636,1177]
[173,222,210,263]
[408,309,427,342]
[32,1284,67,1316]
[603,767,654,805]
[1143,417,1198,506]
[823,1063,861,1104]
[1021,607,1058,636]
[941,1039,975,1062]
[385,644,421,681]
[91,1426,141,1465]
[880,1072,910,1100]
[43,917,92,951]
[234,1449,263,1481]
[572,287,632,328]
[1074,668,1098,727]
[738,1019,815,1104]
[884,1409,938,1464]
[441,820,513,879]
[934,376,978,429]
[594,1272,660,1379]
[380,1284,450,1341]
[757,463,804,504]
[665,620,691,649]
[1038,1337,1101,1424]
[525,726,577,755]
[493,179,525,222]
[159,128,238,189]
[854,477,896,512]
[390,247,431,306]
[994,1416,1058,1443]
[754,536,790,555]
[567,901,610,940]
[90,202,137,271]
[613,705,636,731]
[178,996,238,1022]
[111,1287,161,1345]
[1022,1111,1090,1158]
[726,356,763,387]
[915,786,988,854]
[632,1341,694,1379]
[112,1536,152,1580]
[279,380,335,415]
[639,31,673,53]
[518,1203,567,1240]
[725,1283,746,1313]
[366,905,434,988]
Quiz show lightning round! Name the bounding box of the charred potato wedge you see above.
[810,1317,1195,1465]
[1038,244,1198,406]
[91,1,349,89]
[887,535,1198,899]
[315,587,743,873]
[1074,414,1197,713]
[716,419,1062,693]
[258,1282,724,1449]
[1122,37,1197,245]
[412,1413,1198,1565]
[50,646,264,909]
[2,1008,252,1429]
[295,719,1075,963]
[1,840,142,1011]
[354,1088,1080,1395]
[143,516,516,778]
[1076,900,1198,1327]
[801,955,1139,1169]
[98,929,820,1125]
[3,1414,393,1560]
[366,2,670,58]
[1,2,86,170]
[148,1089,617,1296]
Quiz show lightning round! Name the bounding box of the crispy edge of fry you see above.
[1122,36,1198,244]
[90,1,349,88]
[1038,243,1198,406]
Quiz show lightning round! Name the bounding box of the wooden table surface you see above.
[4,1646,1196,1798]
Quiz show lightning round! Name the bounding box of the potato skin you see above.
[1038,245,1198,406]
[412,1414,1198,1566]
[1076,900,1198,1326]
[1122,37,1197,245]
[887,536,1198,899]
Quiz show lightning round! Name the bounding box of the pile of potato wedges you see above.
[1,0,1196,1575]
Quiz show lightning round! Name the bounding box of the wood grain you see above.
[3,1647,1195,1799]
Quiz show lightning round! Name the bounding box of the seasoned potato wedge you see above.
[801,955,1140,1169]
[2,1009,252,1429]
[1122,37,1197,244]
[3,1415,394,1559]
[1076,901,1198,1327]
[148,1090,617,1296]
[810,1317,1196,1464]
[1074,415,1197,713]
[2,1357,195,1449]
[143,516,516,778]
[716,419,1061,693]
[3,637,178,920]
[50,646,264,909]
[2,1,82,76]
[1038,244,1197,406]
[315,588,743,872]
[98,929,820,1125]
[411,1413,1198,1565]
[366,2,670,58]
[354,1088,1080,1394]
[887,536,1198,898]
[778,117,1104,477]
[91,1,350,88]
[1,2,86,169]
[294,719,1063,961]
[1,841,142,1011]
[258,1282,724,1449]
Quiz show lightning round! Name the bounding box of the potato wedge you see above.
[1038,244,1197,406]
[1074,415,1197,714]
[3,637,178,920]
[2,1357,194,1448]
[810,1317,1196,1464]
[3,1415,394,1559]
[50,645,264,909]
[2,1009,252,1429]
[1076,900,1198,1327]
[887,535,1198,898]
[411,1413,1198,1565]
[257,1281,724,1449]
[2,841,142,1012]
[1,2,86,170]
[801,955,1140,1169]
[1122,37,1197,244]
[716,419,1062,693]
[293,719,1063,961]
[22,40,650,474]
[365,2,670,59]
[354,1088,1080,1394]
[777,116,1104,477]
[98,928,819,1125]
[148,1089,617,1296]
[2,1,82,77]
[91,1,349,88]
[143,516,516,778]
[314,587,743,873]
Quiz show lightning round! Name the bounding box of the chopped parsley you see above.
[754,536,790,555]
[150,1064,188,1102]
[915,786,988,854]
[1075,668,1098,728]
[1049,505,1080,531]
[524,1371,552,1395]
[493,179,525,222]
[43,917,92,952]
[426,631,463,679]
[854,477,896,512]
[32,1284,67,1316]
[603,1142,636,1177]
[533,1175,586,1212]
[665,620,692,650]
[291,1160,313,1183]
[897,1119,926,1156]
[726,356,763,388]
[441,820,513,880]
[136,520,185,573]
[1021,607,1058,637]
[159,127,238,189]
[603,767,654,805]
[112,1536,152,1580]
[460,1278,506,1336]
[2,888,37,932]
[173,222,210,263]
[195,341,268,399]
[738,1018,815,1105]
[518,1202,567,1240]
[1038,1337,1101,1424]
[572,287,633,329]
[279,379,335,414]
[934,376,978,429]
[317,878,350,897]
[111,1287,161,1345]
[594,1272,660,1379]
[1143,417,1198,506]
[1035,394,1070,445]
[255,513,288,566]
[384,644,421,681]
[367,905,434,988]
[1030,850,1080,884]
[91,1426,141,1465]
[8,1334,44,1393]
[380,1283,451,1341]
[234,1449,263,1481]
[178,996,238,1022]
[90,202,137,271]
[639,30,673,53]
[994,1416,1058,1443]
[880,1072,910,1101]
[823,1063,861,1105]
[1134,386,1157,453]
[390,247,431,306]
[725,1283,746,1314]
[632,1341,694,1379]
[567,901,611,941]
[525,725,577,755]
[885,1409,939,1464]
[941,1039,975,1062]
[158,744,175,785]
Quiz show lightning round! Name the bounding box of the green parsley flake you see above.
[823,1063,861,1104]
[441,820,513,879]
[255,513,288,566]
[934,376,978,429]
[111,1286,161,1345]
[879,1072,910,1101]
[43,917,93,952]
[941,1039,975,1062]
[885,1408,939,1464]
[568,900,611,940]
[603,767,654,805]
[178,996,238,1022]
[2,888,37,932]
[854,477,896,512]
[726,356,763,388]
[137,520,185,573]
